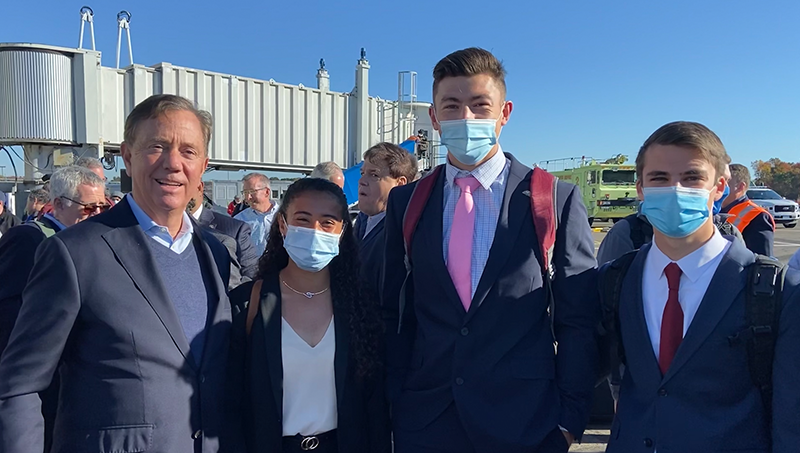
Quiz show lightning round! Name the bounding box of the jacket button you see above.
[200,374,206,383]
[658,388,667,396]
[643,438,653,447]
[455,377,464,385]
[192,430,202,439]
[460,327,469,336]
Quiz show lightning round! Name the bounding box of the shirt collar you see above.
[43,213,67,231]
[126,193,194,239]
[650,228,729,283]
[251,200,278,216]
[445,145,506,190]
[192,203,203,221]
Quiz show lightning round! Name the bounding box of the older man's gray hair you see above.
[242,173,270,187]
[74,157,104,172]
[309,161,344,188]
[49,166,105,202]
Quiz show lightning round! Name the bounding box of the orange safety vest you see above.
[725,199,775,233]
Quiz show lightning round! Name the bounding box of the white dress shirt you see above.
[192,204,203,221]
[364,211,386,238]
[281,316,337,436]
[127,194,194,254]
[642,230,731,360]
[442,147,510,298]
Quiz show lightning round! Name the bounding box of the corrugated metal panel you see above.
[0,48,75,143]
[98,64,355,171]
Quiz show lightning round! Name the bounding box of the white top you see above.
[642,230,731,360]
[281,316,337,436]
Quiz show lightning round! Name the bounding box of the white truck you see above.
[746,187,799,229]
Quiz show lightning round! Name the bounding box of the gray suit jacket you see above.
[0,198,235,453]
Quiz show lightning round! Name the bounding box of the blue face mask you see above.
[438,116,501,166]
[712,184,729,215]
[641,187,711,238]
[283,223,341,272]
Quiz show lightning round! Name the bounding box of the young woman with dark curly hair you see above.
[228,177,390,453]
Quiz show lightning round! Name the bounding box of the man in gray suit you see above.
[0,94,235,453]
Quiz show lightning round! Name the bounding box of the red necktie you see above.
[659,263,683,375]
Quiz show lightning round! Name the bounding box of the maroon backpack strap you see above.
[402,165,445,264]
[397,165,444,334]
[529,167,558,278]
[529,167,559,340]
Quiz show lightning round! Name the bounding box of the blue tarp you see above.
[342,139,416,205]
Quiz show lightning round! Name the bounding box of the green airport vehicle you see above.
[540,155,638,226]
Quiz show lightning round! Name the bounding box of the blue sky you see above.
[2,0,799,178]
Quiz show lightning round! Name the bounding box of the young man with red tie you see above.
[382,47,599,453]
[602,121,800,452]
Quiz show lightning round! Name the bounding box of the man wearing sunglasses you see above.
[234,172,279,255]
[0,165,106,452]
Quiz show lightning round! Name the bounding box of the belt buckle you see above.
[300,436,320,450]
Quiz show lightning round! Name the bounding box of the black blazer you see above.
[198,206,259,286]
[354,212,385,301]
[0,216,64,356]
[228,274,391,453]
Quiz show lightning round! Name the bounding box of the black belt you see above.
[282,429,337,452]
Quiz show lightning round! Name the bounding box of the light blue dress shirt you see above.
[234,201,279,256]
[442,147,510,298]
[127,194,194,254]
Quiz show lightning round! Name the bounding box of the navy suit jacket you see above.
[355,212,385,302]
[0,199,235,453]
[198,206,259,289]
[604,239,800,453]
[0,217,64,356]
[382,153,599,451]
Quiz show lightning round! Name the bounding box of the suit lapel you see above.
[101,203,197,371]
[257,274,284,415]
[662,242,750,383]
[193,226,231,370]
[360,217,384,249]
[620,245,663,387]
[467,156,529,320]
[199,207,216,229]
[417,168,463,312]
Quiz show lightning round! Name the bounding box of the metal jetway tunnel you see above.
[0,42,435,183]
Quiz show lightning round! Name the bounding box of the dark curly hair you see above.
[257,178,382,377]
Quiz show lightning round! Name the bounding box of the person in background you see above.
[188,182,259,290]
[354,142,417,299]
[721,163,775,256]
[228,195,241,216]
[382,47,598,453]
[0,94,236,453]
[38,157,113,218]
[601,121,800,452]
[0,192,21,235]
[22,189,49,222]
[309,162,345,189]
[110,191,124,205]
[0,166,107,452]
[228,178,390,453]
[789,247,800,271]
[235,173,280,256]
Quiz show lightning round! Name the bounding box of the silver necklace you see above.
[281,280,329,299]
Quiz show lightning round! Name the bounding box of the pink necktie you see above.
[448,176,480,311]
